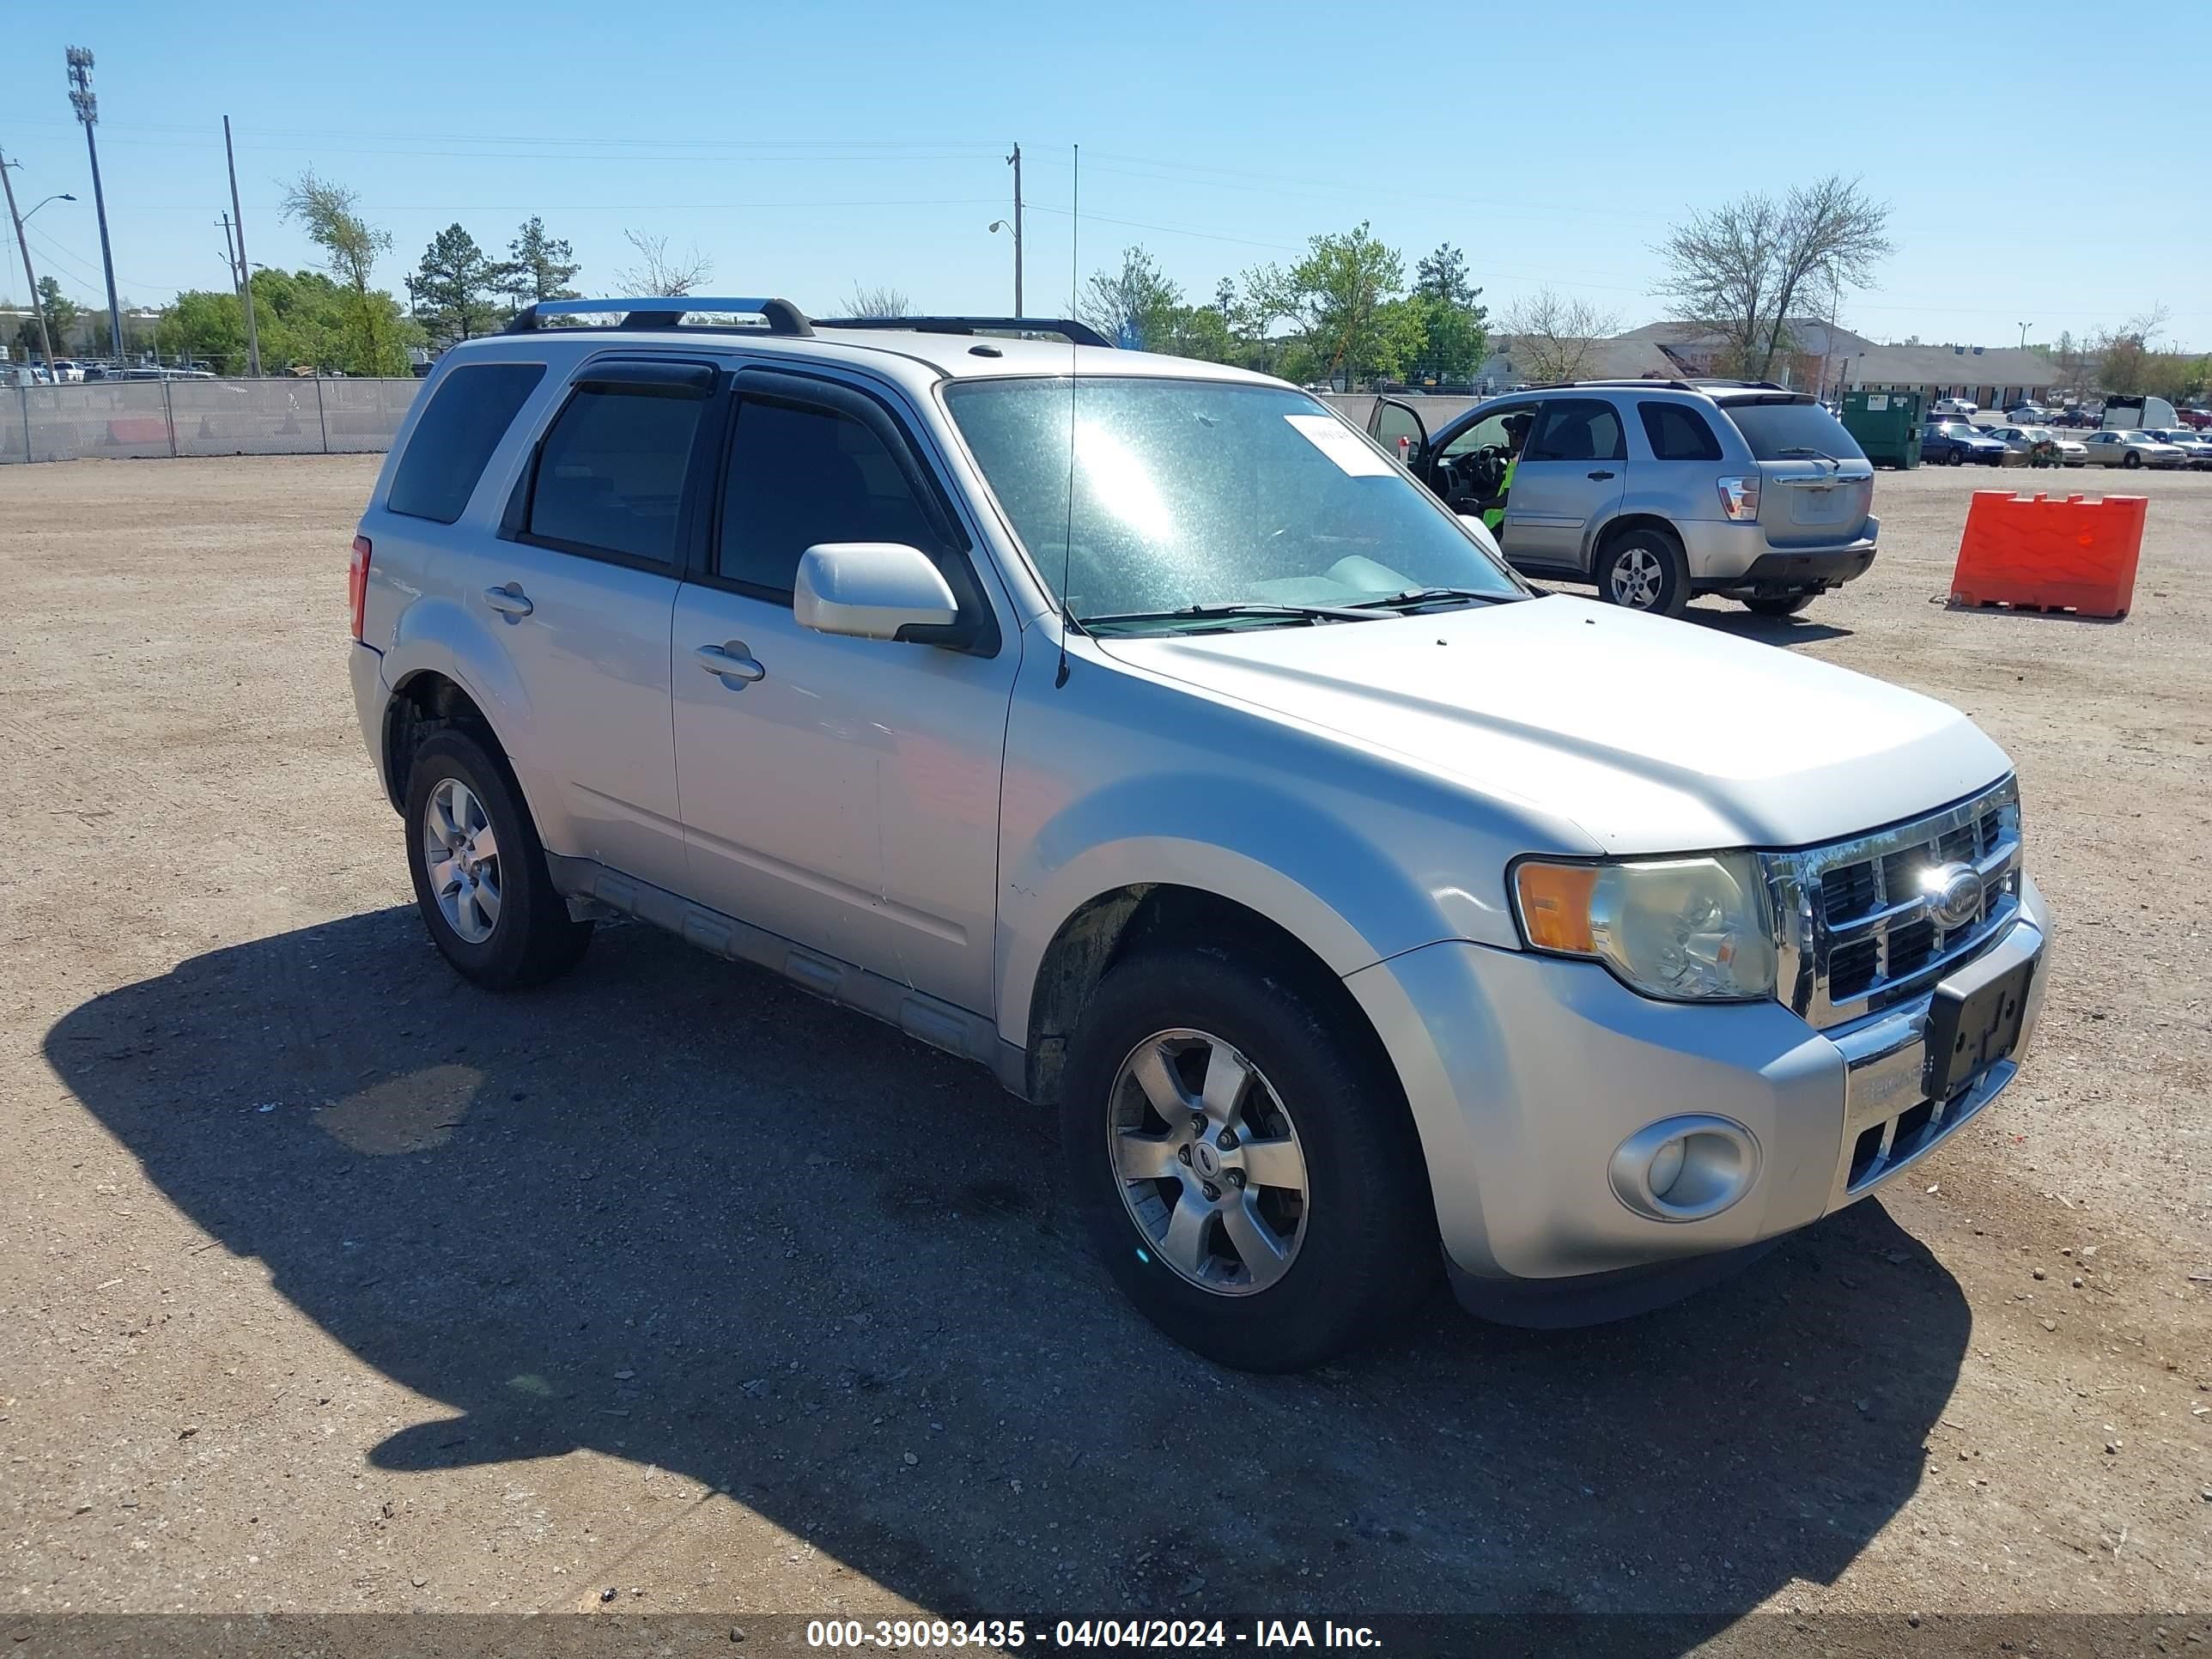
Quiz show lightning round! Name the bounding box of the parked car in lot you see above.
[2144,428,2212,468]
[2047,406,2099,428]
[2001,404,2049,425]
[1920,420,2008,465]
[2179,407,2210,430]
[1369,379,1879,617]
[347,298,2047,1369]
[2080,430,2186,469]
[1988,425,2087,466]
[1929,398,1979,420]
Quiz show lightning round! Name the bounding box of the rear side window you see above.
[1638,401,1723,462]
[717,398,945,597]
[526,382,708,566]
[1721,399,1868,462]
[386,362,545,523]
[1525,398,1626,463]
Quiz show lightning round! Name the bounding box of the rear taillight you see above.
[1717,476,1760,521]
[349,534,373,641]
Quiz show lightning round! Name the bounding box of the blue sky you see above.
[5,0,2206,351]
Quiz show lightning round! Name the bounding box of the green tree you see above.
[409,223,502,347]
[282,169,406,375]
[1410,245,1487,382]
[1075,245,1185,349]
[502,216,580,309]
[14,276,79,362]
[1280,222,1407,387]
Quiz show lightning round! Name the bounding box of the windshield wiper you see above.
[1774,446,1845,465]
[1078,602,1384,631]
[1346,586,1515,611]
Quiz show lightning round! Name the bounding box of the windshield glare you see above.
[942,378,1522,627]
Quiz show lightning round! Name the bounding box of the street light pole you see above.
[224,116,261,377]
[0,156,60,372]
[2017,321,2029,350]
[1006,143,1023,317]
[67,47,125,367]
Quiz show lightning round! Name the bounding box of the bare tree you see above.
[1498,289,1620,385]
[1656,175,1892,380]
[613,230,713,297]
[842,283,910,319]
[2094,305,2174,397]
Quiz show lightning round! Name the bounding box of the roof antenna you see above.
[1054,143,1079,690]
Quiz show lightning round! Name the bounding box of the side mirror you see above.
[794,543,962,642]
[1456,513,1504,561]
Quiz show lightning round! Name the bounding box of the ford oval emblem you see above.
[1923,861,1983,931]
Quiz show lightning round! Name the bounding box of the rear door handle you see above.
[695,641,766,685]
[483,583,533,618]
[1586,469,1616,480]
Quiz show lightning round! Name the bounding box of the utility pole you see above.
[0,155,58,372]
[224,116,260,376]
[1006,143,1023,318]
[66,47,125,366]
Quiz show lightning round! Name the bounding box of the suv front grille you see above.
[1767,778,2023,1029]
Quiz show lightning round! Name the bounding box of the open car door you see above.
[1365,397,1431,474]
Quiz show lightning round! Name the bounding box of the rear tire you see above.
[1596,526,1691,617]
[1060,945,1435,1371]
[1743,592,1817,618]
[404,728,592,990]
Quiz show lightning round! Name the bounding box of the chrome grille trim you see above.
[1765,776,2023,1030]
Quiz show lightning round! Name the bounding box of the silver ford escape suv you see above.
[348,297,2047,1371]
[1370,380,1879,617]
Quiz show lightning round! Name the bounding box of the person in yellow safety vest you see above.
[1480,409,1534,534]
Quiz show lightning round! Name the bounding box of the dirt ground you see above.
[2,455,2208,1642]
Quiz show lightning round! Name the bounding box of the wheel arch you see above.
[380,668,508,815]
[1019,879,1398,1112]
[1585,510,1684,568]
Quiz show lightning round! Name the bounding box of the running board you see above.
[544,854,1029,1097]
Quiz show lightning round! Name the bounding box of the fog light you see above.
[1609,1115,1759,1222]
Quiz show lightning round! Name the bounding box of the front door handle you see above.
[483,582,533,618]
[1586,469,1616,480]
[695,641,766,685]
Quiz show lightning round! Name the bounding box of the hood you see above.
[1097,595,2011,857]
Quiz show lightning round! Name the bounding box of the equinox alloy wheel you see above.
[1106,1029,1310,1294]
[1597,526,1689,617]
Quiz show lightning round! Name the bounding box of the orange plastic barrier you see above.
[1949,490,2147,620]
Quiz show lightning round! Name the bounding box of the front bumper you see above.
[1343,872,2049,1294]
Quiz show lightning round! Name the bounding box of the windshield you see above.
[942,377,1524,628]
[1723,399,1869,461]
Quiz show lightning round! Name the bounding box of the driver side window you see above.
[1443,404,1534,458]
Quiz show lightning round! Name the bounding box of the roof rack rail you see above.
[502,296,814,337]
[813,315,1112,349]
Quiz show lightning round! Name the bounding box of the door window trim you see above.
[500,355,723,576]
[692,365,1002,657]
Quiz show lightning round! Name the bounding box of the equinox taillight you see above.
[349,535,373,640]
[1716,476,1760,521]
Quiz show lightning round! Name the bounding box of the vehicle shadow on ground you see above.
[48,908,1970,1647]
[1681,605,1853,646]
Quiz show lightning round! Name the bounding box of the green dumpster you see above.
[1841,389,1923,469]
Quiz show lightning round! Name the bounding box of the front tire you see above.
[2121,450,2142,469]
[1060,946,1435,1371]
[1597,526,1690,617]
[404,728,592,989]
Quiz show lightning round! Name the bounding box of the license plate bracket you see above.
[1923,957,2034,1097]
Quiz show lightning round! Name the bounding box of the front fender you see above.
[995,767,1516,1050]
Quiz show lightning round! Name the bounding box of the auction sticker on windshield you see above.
[1284,413,1395,477]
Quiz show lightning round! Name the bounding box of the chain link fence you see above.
[0,378,422,464]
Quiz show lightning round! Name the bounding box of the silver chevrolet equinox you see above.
[1370,380,1880,617]
[348,297,2049,1371]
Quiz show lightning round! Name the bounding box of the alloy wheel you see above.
[422,777,502,944]
[1608,544,1665,610]
[1106,1029,1310,1296]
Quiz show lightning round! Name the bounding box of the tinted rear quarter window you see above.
[526,383,708,566]
[1722,399,1868,462]
[1638,401,1724,462]
[386,362,545,523]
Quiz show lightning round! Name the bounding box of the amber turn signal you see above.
[1514,862,1599,955]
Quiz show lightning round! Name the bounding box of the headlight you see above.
[1513,853,1777,1001]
